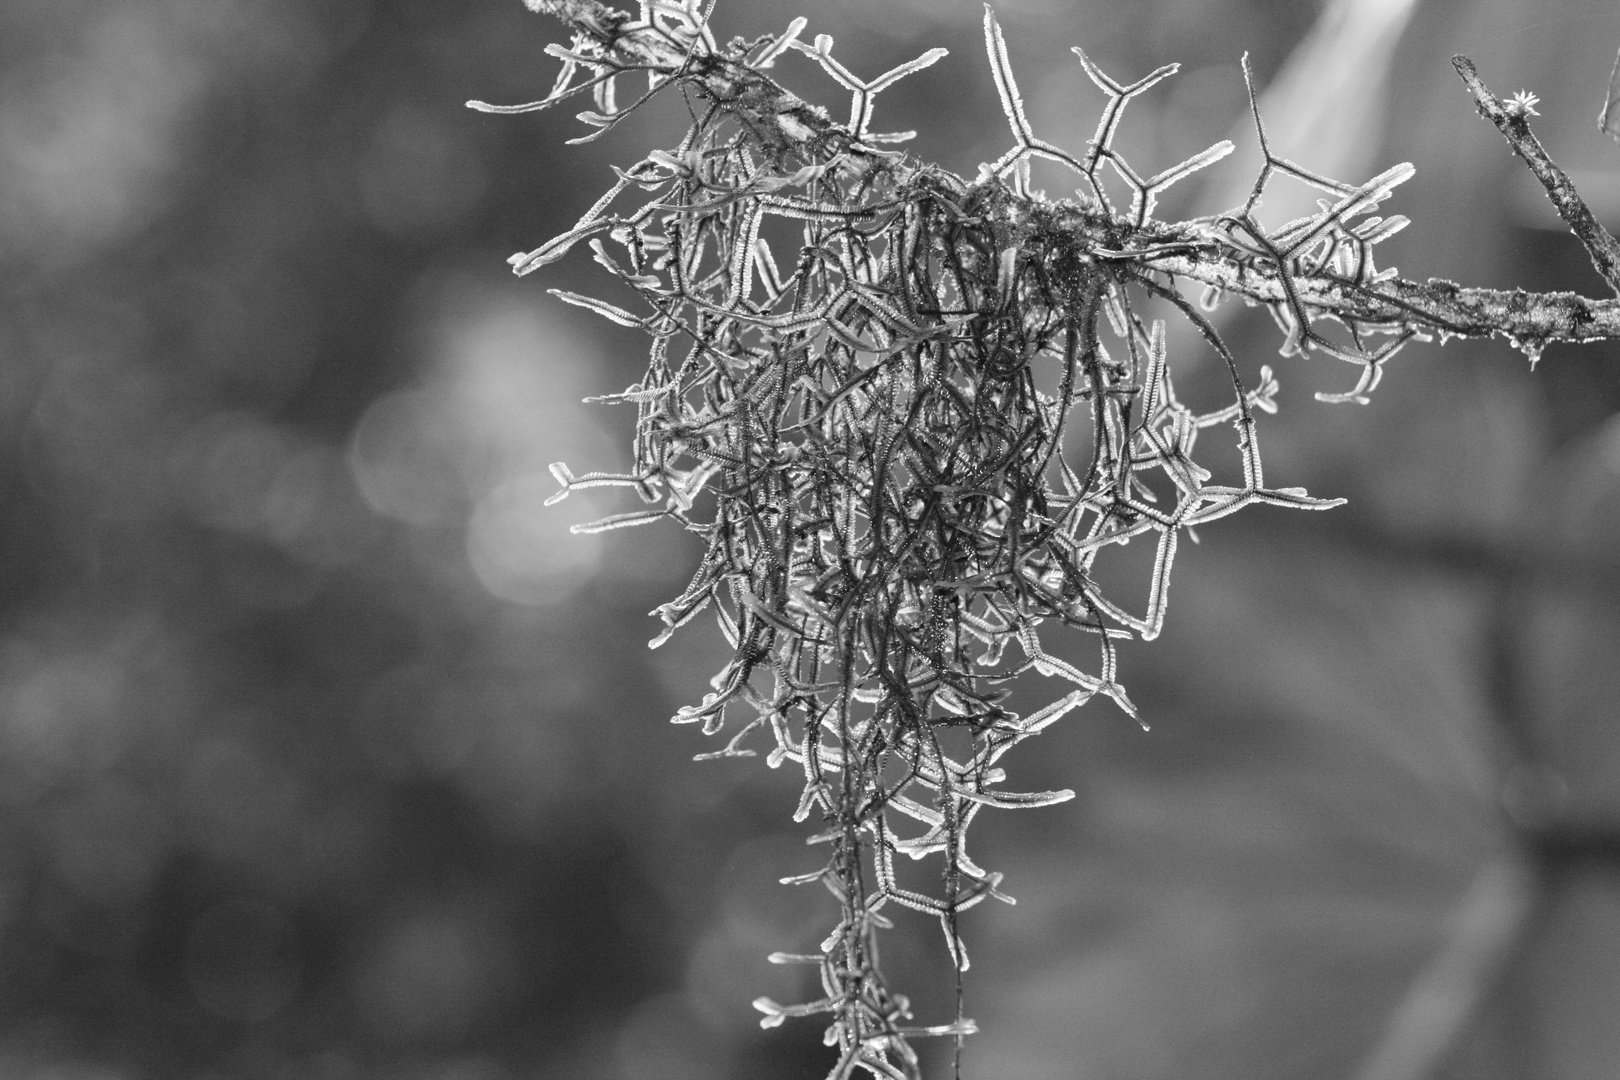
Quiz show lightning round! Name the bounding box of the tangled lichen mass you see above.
[476,2,1620,1076]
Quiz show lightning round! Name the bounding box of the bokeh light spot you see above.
[183,898,302,1024]
[354,908,508,1047]
[612,993,722,1080]
[348,390,466,526]
[357,105,486,238]
[466,473,603,606]
[48,779,167,904]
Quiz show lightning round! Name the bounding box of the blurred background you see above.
[2,0,1619,1077]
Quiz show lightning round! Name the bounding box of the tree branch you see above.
[1453,54,1620,298]
[516,0,1620,358]
[1150,247,1620,346]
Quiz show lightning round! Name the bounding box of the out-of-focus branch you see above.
[1453,54,1620,297]
[1601,47,1620,141]
[1351,857,1537,1080]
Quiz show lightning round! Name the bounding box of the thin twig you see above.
[1453,54,1620,297]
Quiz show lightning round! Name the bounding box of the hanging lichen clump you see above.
[473,2,1620,1075]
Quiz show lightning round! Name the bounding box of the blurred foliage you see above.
[0,0,1618,1078]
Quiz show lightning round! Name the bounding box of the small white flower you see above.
[1505,89,1540,118]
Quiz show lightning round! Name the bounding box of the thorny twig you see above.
[480,2,1620,1075]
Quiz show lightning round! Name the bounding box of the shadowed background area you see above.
[2,0,1619,1077]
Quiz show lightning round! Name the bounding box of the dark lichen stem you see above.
[1453,54,1620,298]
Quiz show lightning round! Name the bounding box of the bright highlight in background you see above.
[348,280,621,604]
